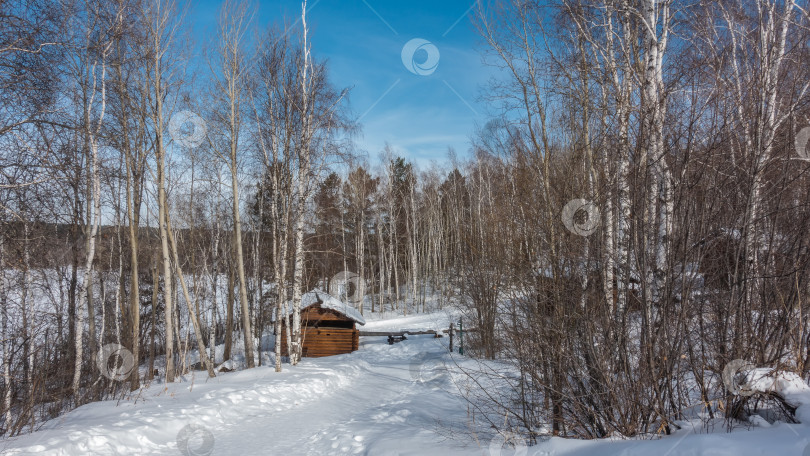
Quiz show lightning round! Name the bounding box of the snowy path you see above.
[211,336,471,456]
[1,313,479,456]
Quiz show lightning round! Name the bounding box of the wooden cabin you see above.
[279,289,365,358]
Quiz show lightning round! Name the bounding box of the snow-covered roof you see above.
[287,288,366,326]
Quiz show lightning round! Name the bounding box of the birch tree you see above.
[0,230,8,431]
[253,25,294,372]
[140,0,184,383]
[288,1,314,365]
[210,0,257,368]
[71,1,114,399]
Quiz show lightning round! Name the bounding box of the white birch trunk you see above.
[290,0,313,365]
[155,42,175,383]
[211,215,221,364]
[409,181,418,312]
[21,223,32,428]
[1,234,10,432]
[73,48,108,398]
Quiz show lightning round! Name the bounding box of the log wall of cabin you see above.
[279,305,360,357]
[280,327,360,357]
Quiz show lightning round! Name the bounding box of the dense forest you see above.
[2,0,810,445]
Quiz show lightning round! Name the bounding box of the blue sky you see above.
[189,0,491,168]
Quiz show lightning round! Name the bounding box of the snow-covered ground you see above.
[2,311,810,455]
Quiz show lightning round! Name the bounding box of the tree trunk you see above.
[148,262,158,381]
[224,260,235,361]
[1,234,10,432]
[73,50,108,399]
[290,2,313,365]
[155,62,175,383]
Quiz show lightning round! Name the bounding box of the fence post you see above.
[458,319,464,355]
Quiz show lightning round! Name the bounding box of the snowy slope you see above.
[2,312,810,455]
